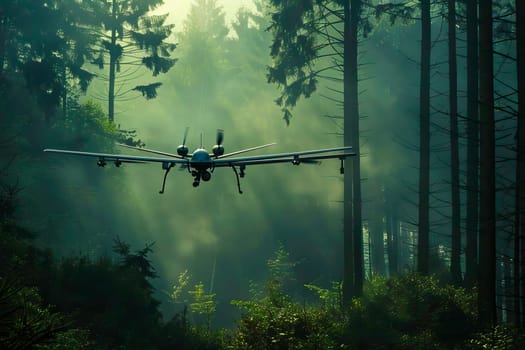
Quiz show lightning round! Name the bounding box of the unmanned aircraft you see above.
[44,128,356,194]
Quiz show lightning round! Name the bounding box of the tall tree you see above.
[385,183,399,276]
[368,180,386,276]
[54,0,97,120]
[417,0,431,275]
[91,0,176,122]
[464,0,479,290]
[0,0,95,123]
[345,0,364,298]
[267,0,365,301]
[515,0,525,327]
[175,0,229,105]
[448,0,462,285]
[478,0,496,326]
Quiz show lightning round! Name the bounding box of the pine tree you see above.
[89,0,176,121]
[267,0,365,302]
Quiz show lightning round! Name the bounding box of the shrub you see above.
[344,274,477,349]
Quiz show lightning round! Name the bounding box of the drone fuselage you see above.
[189,148,213,171]
[186,148,216,186]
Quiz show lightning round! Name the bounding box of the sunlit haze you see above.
[160,0,256,30]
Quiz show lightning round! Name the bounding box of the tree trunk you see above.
[0,15,6,75]
[370,214,386,276]
[343,0,364,303]
[108,0,117,122]
[386,186,399,276]
[343,0,355,304]
[448,0,462,285]
[350,0,364,297]
[515,0,525,328]
[465,0,479,291]
[417,0,431,275]
[478,0,496,327]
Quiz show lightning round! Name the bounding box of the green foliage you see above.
[160,307,226,350]
[90,0,176,120]
[36,329,93,350]
[53,100,144,148]
[267,242,298,287]
[169,270,218,332]
[46,239,162,349]
[344,274,477,349]
[188,282,218,331]
[304,281,342,311]
[231,272,480,350]
[0,183,21,223]
[370,2,418,26]
[465,325,525,350]
[0,278,78,349]
[0,0,97,123]
[59,100,118,147]
[133,82,163,99]
[267,0,320,124]
[170,269,192,304]
[230,244,344,349]
[231,289,343,350]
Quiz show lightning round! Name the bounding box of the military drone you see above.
[44,128,355,194]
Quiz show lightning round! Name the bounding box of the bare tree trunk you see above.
[465,0,479,291]
[343,0,355,304]
[478,0,496,327]
[108,0,117,122]
[448,0,462,285]
[503,255,513,323]
[417,0,431,275]
[0,15,6,75]
[515,0,525,328]
[343,0,364,302]
[386,186,399,276]
[370,214,386,276]
[350,0,364,298]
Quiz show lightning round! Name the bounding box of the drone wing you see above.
[218,143,277,158]
[117,143,185,159]
[43,149,188,165]
[213,146,355,167]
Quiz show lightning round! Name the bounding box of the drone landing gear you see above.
[159,162,174,194]
[231,165,243,194]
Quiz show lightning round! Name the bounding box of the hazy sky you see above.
[160,0,256,30]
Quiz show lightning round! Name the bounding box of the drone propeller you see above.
[212,129,225,157]
[177,127,190,157]
[216,129,224,146]
[183,127,189,145]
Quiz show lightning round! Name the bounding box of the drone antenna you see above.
[200,133,203,148]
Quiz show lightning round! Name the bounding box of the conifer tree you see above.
[267,0,365,300]
[89,0,176,121]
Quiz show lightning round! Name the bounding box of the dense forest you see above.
[1,0,525,348]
